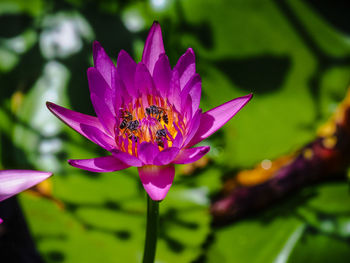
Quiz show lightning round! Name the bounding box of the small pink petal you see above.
[138,165,175,201]
[167,70,181,112]
[80,124,115,151]
[183,109,202,147]
[0,170,52,202]
[142,21,165,74]
[87,67,115,115]
[90,93,116,135]
[135,63,157,96]
[153,54,171,97]
[154,147,180,165]
[174,48,196,90]
[111,150,143,167]
[68,156,129,172]
[180,74,201,116]
[138,142,160,165]
[173,146,210,164]
[188,94,253,147]
[93,41,115,87]
[116,50,137,97]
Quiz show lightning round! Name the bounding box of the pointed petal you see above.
[183,109,202,147]
[138,165,174,201]
[172,146,210,164]
[111,150,143,167]
[116,50,137,97]
[154,147,180,165]
[0,170,52,202]
[167,69,181,111]
[142,21,165,74]
[112,66,131,107]
[174,48,196,90]
[135,63,157,96]
[138,142,160,165]
[87,67,115,115]
[93,41,115,86]
[68,156,129,173]
[188,94,253,147]
[90,93,116,135]
[46,102,115,147]
[172,130,183,148]
[80,124,115,151]
[153,54,171,97]
[180,74,201,116]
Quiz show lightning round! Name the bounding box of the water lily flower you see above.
[0,170,52,223]
[0,170,52,202]
[47,22,252,201]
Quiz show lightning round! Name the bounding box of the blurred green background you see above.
[1,0,350,262]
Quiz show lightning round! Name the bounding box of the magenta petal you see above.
[173,146,210,164]
[167,70,181,111]
[181,74,201,116]
[0,218,2,224]
[138,165,174,201]
[153,54,171,97]
[0,170,52,202]
[188,94,253,147]
[68,156,129,172]
[135,63,157,96]
[142,22,165,74]
[174,48,196,90]
[154,147,180,165]
[172,130,183,148]
[46,102,115,146]
[87,67,115,115]
[116,50,137,97]
[80,124,115,151]
[90,93,115,135]
[182,94,192,121]
[138,142,160,165]
[183,109,202,147]
[93,41,115,86]
[111,150,143,167]
[112,66,131,107]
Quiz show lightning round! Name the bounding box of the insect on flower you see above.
[46,22,252,201]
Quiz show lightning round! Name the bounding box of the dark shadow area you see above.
[308,0,350,35]
[0,14,33,38]
[0,197,45,263]
[47,251,65,262]
[0,42,45,103]
[214,55,291,93]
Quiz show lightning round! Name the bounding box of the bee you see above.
[119,110,133,129]
[122,119,139,142]
[119,109,139,142]
[145,105,168,124]
[155,129,167,148]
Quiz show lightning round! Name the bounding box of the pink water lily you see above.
[47,22,252,201]
[0,170,52,202]
[0,170,52,223]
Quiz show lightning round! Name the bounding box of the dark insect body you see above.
[145,105,169,124]
[119,110,133,129]
[119,109,139,142]
[155,129,167,148]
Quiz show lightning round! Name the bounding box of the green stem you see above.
[142,195,159,263]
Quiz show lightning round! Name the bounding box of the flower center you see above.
[115,96,185,155]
